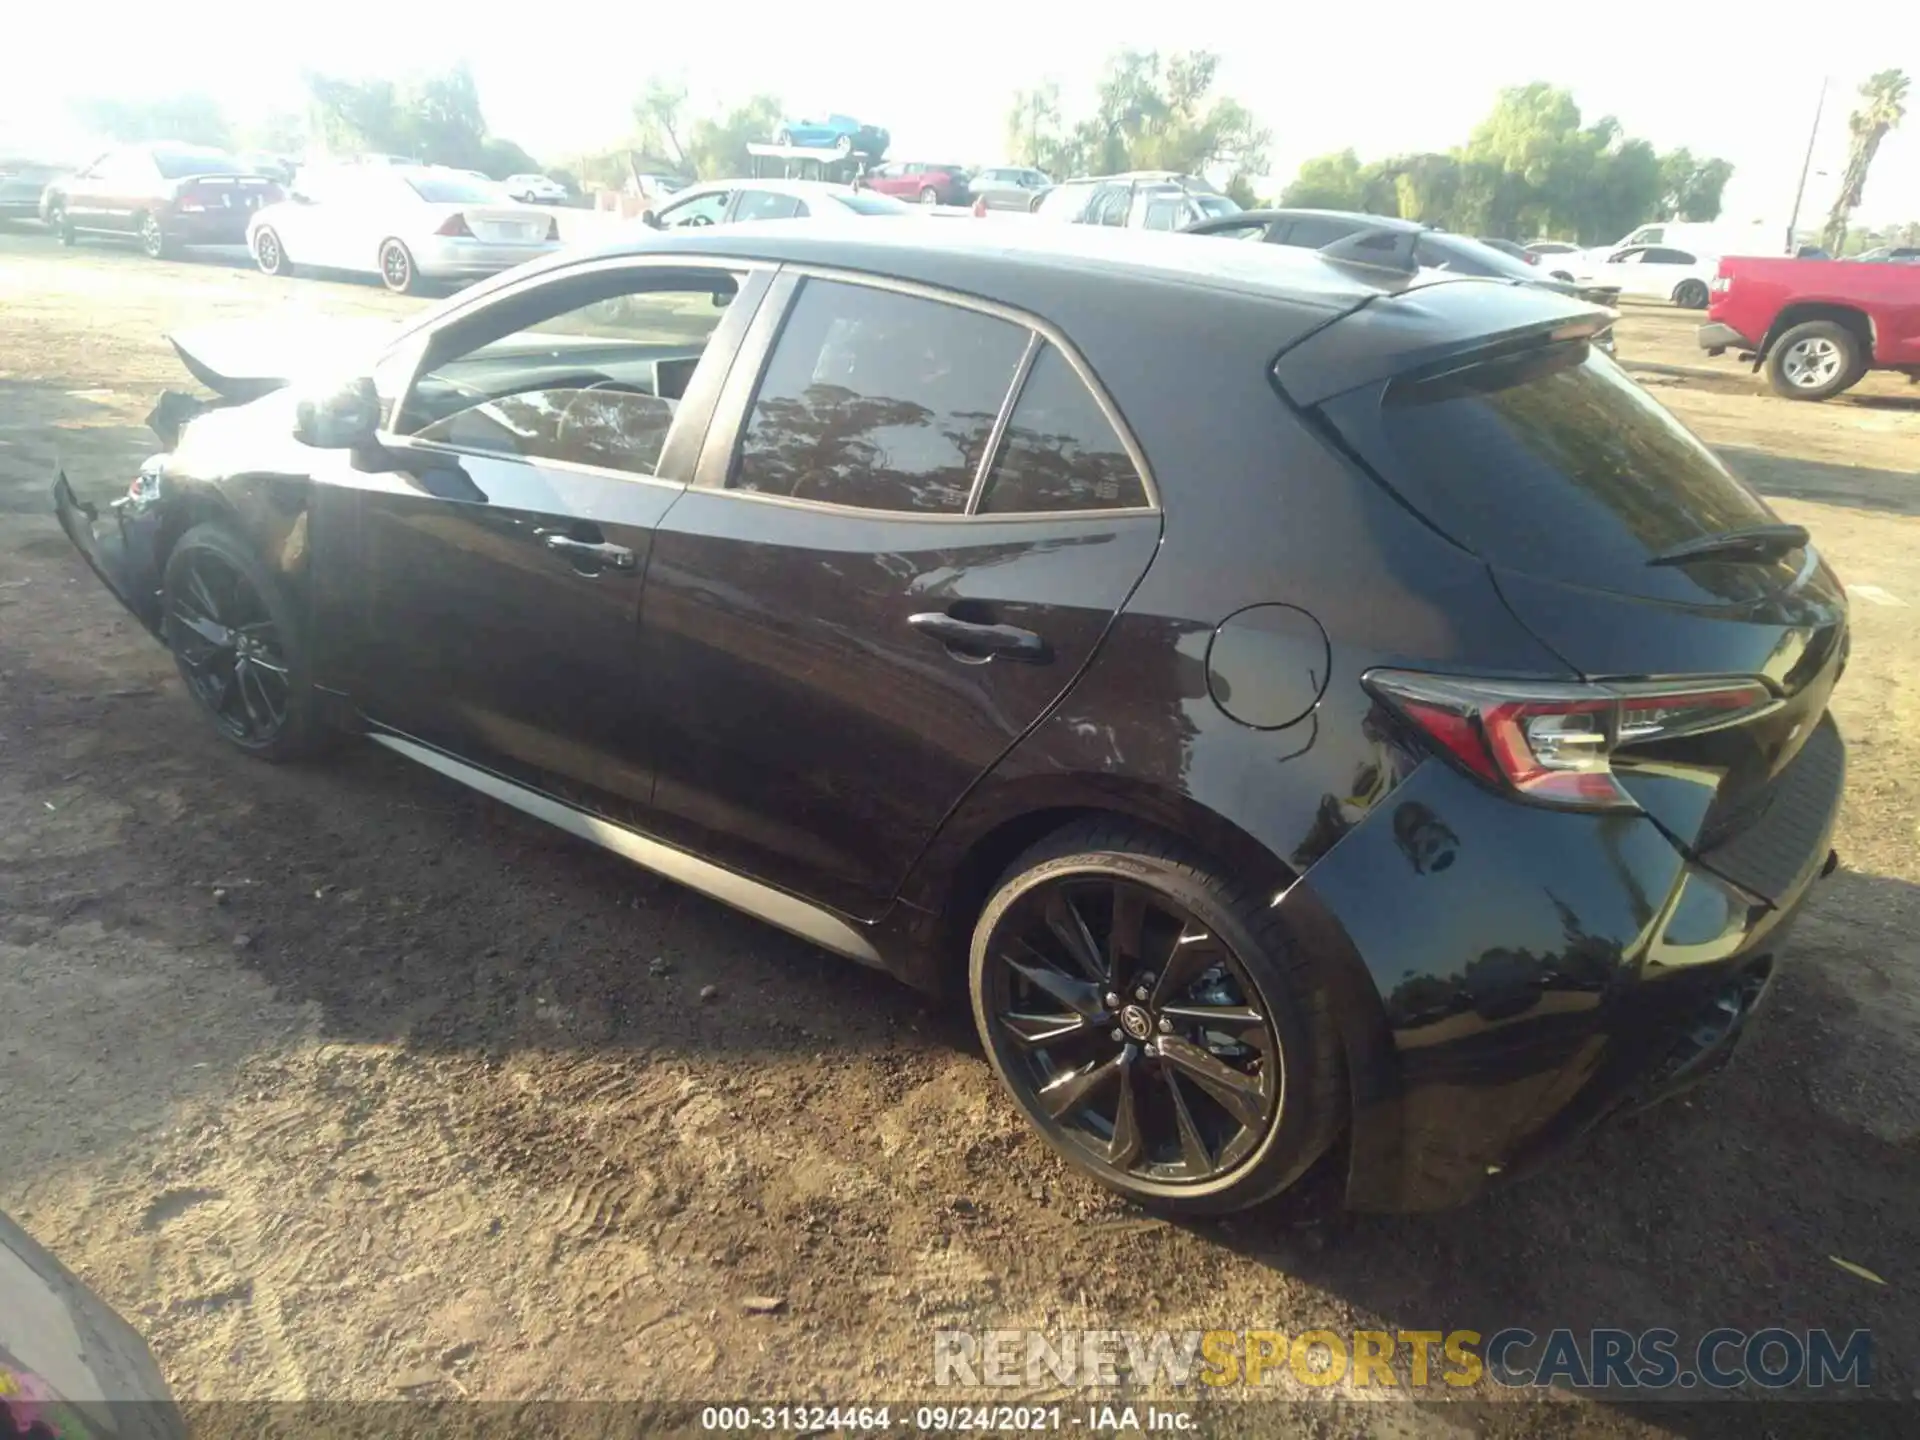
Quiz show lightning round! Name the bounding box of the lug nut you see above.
[1158,1016,1173,1033]
[1110,1027,1124,1042]
[1134,987,1150,1002]
[1104,992,1121,1009]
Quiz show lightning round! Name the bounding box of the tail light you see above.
[1524,252,1539,265]
[436,213,474,237]
[1711,275,1732,293]
[1365,670,1776,811]
[545,215,561,241]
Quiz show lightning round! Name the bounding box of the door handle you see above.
[908,611,1051,663]
[542,533,636,570]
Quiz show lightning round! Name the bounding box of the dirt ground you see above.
[2,227,1918,1435]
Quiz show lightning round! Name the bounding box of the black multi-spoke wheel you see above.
[971,822,1344,1215]
[161,523,325,760]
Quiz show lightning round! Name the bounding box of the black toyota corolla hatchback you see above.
[53,223,1846,1215]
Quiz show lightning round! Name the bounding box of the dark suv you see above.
[54,223,1845,1216]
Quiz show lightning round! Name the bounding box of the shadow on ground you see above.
[1718,445,1920,518]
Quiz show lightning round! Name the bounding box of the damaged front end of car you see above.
[52,386,240,637]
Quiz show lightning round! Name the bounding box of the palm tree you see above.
[1822,69,1910,254]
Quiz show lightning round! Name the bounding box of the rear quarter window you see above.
[978,347,1147,514]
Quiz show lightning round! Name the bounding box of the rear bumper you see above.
[1281,731,1845,1213]
[53,470,165,635]
[412,236,564,278]
[1698,321,1752,355]
[165,210,255,245]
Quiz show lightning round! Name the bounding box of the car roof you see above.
[676,177,869,200]
[555,216,1535,316]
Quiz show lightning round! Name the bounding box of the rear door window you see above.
[729,279,1028,514]
[1318,339,1784,605]
[734,189,803,221]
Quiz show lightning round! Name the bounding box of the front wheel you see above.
[968,821,1344,1217]
[162,523,328,760]
[378,238,419,294]
[1765,319,1866,402]
[46,202,76,245]
[1672,279,1710,310]
[774,128,792,146]
[918,186,940,205]
[834,133,854,156]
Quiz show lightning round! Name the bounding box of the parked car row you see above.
[19,143,575,285]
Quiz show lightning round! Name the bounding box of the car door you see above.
[326,257,772,825]
[636,272,1163,918]
[94,150,155,233]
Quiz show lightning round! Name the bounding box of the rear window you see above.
[405,175,501,204]
[154,149,243,180]
[1320,339,1785,603]
[1415,234,1540,281]
[1190,194,1241,219]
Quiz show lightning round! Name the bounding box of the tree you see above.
[71,94,231,148]
[634,77,693,175]
[1658,148,1734,221]
[1282,82,1726,242]
[1823,69,1910,254]
[686,94,786,180]
[304,65,540,177]
[1003,49,1268,192]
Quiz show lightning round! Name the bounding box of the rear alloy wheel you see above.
[918,186,940,205]
[1672,279,1710,310]
[138,212,174,260]
[1765,319,1866,402]
[835,134,854,156]
[379,238,419,294]
[969,821,1343,1216]
[253,226,293,277]
[162,523,327,760]
[47,203,76,245]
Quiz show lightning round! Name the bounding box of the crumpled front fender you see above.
[53,471,167,636]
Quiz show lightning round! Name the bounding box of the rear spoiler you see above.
[1272,280,1616,409]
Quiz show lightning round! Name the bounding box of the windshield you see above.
[833,192,911,215]
[1319,339,1786,605]
[1191,194,1241,219]
[154,149,244,180]
[406,175,503,204]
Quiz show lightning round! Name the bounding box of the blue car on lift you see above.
[771,114,890,158]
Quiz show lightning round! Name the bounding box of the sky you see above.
[6,3,1918,230]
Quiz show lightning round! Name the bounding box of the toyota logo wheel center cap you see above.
[1118,1004,1153,1042]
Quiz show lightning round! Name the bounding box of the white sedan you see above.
[247,165,564,293]
[1561,243,1719,309]
[505,173,569,204]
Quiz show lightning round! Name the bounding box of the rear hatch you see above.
[1281,281,1847,900]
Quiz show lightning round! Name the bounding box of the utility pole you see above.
[1786,77,1830,252]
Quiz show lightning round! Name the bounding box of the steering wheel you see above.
[553,382,675,468]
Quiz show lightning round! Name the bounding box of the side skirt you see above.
[369,731,885,969]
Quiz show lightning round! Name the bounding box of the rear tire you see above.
[137,211,175,260]
[253,226,293,277]
[968,819,1345,1218]
[1672,279,1710,309]
[1765,320,1866,402]
[918,186,940,205]
[162,523,328,761]
[46,202,76,245]
[378,238,419,294]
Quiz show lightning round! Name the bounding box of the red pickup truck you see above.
[1698,255,1920,401]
